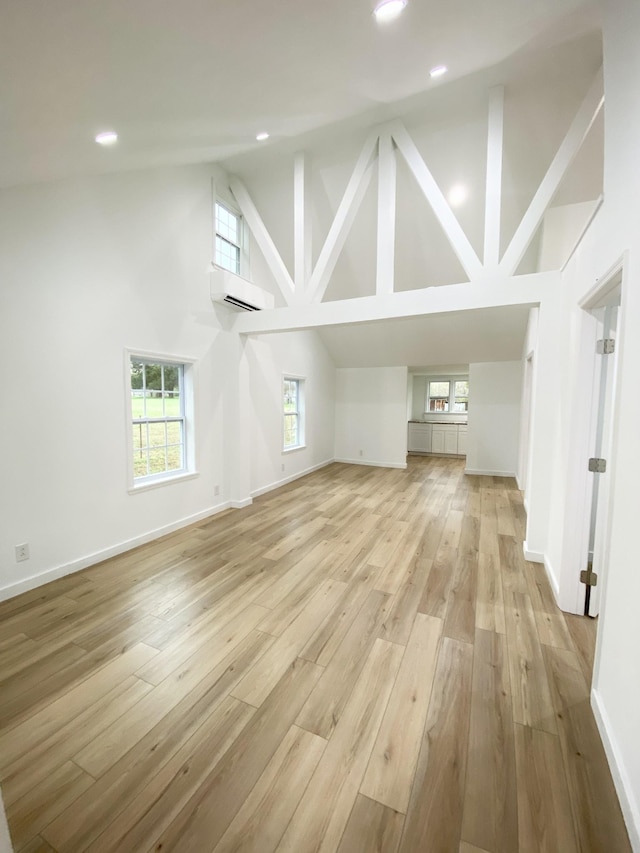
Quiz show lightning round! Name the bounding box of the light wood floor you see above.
[0,457,631,852]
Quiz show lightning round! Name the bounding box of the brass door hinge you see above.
[580,565,598,587]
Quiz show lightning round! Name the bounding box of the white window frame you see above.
[283,375,306,452]
[214,195,249,278]
[425,376,469,415]
[125,349,198,493]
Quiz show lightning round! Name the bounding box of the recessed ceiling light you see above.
[256,132,270,142]
[95,131,118,145]
[430,65,448,78]
[374,0,407,23]
[448,184,468,207]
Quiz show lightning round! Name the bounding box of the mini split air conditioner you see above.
[209,265,274,312]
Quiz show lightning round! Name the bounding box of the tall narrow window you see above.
[453,380,469,412]
[215,201,242,274]
[131,358,186,481]
[283,377,304,450]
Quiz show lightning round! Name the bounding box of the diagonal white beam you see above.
[500,68,604,276]
[294,151,312,295]
[229,175,295,305]
[376,133,397,296]
[309,132,379,303]
[390,120,483,281]
[484,86,505,268]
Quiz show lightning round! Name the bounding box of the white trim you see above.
[376,132,397,296]
[229,175,295,304]
[500,69,604,275]
[464,467,517,478]
[309,132,378,303]
[233,271,553,335]
[390,120,483,281]
[543,554,561,601]
[560,194,604,272]
[334,458,407,470]
[591,689,640,851]
[294,151,312,295]
[0,790,12,853]
[230,498,253,509]
[484,85,504,269]
[125,349,197,491]
[128,470,200,495]
[250,459,335,498]
[522,541,544,563]
[0,501,232,603]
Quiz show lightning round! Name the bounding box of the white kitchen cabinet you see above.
[407,422,432,452]
[457,425,468,456]
[408,422,467,457]
[431,426,445,454]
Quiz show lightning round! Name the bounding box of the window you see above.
[427,381,450,412]
[215,201,242,274]
[283,377,304,450]
[453,380,469,412]
[130,357,187,483]
[426,377,469,413]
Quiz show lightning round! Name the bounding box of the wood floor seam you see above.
[0,458,629,853]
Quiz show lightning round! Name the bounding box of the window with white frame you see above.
[215,201,243,274]
[130,357,189,482]
[283,377,304,450]
[426,378,469,413]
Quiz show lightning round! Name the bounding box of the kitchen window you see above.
[426,378,469,414]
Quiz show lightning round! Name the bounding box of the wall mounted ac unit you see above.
[209,266,274,312]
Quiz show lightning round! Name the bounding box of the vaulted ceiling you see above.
[1,0,600,188]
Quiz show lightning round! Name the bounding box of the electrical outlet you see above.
[15,543,29,562]
[214,484,220,496]
[359,449,363,457]
[281,463,285,472]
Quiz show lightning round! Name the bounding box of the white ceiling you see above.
[317,306,532,368]
[0,0,600,189]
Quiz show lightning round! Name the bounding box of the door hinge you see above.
[597,338,616,355]
[580,564,598,587]
[588,457,607,473]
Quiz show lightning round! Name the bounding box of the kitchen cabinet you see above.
[457,425,468,456]
[407,422,432,452]
[408,421,466,456]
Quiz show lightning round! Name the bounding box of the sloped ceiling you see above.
[0,0,600,188]
[317,306,531,368]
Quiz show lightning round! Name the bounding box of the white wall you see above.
[465,361,522,477]
[334,367,408,468]
[524,1,640,843]
[247,331,336,496]
[0,164,236,597]
[0,162,335,600]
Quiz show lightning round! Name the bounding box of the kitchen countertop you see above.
[408,420,467,425]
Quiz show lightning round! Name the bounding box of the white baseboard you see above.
[0,790,11,853]
[543,554,561,601]
[334,458,407,470]
[464,468,517,478]
[250,459,335,499]
[0,500,232,603]
[591,688,640,851]
[522,541,545,564]
[230,498,253,509]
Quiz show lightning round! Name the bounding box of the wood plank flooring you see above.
[0,456,631,852]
